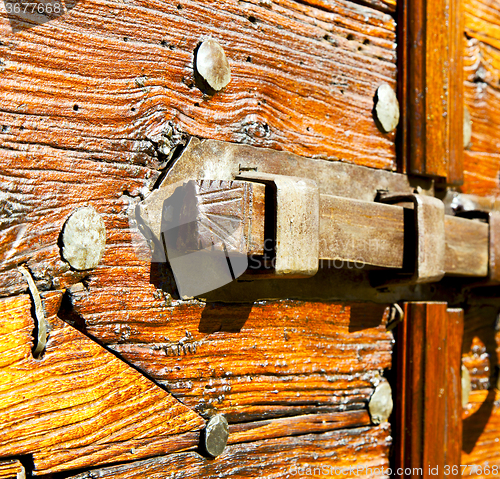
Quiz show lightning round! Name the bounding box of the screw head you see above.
[62,206,106,271]
[204,414,229,457]
[368,379,393,424]
[374,83,400,133]
[195,39,231,92]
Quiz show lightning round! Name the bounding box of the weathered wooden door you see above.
[1,0,500,477]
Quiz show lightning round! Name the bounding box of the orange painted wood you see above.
[395,303,463,478]
[0,292,205,475]
[69,289,393,422]
[65,425,392,479]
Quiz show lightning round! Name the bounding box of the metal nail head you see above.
[368,378,393,424]
[62,206,106,271]
[196,39,231,92]
[374,83,400,133]
[204,414,229,457]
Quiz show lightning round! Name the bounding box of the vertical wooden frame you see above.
[447,0,465,185]
[398,0,464,184]
[394,303,464,477]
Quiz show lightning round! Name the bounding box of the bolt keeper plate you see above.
[378,193,446,284]
[238,172,320,278]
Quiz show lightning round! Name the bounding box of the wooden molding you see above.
[399,0,464,183]
[394,303,464,478]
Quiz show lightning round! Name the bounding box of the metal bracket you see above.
[237,172,319,277]
[378,193,446,284]
[132,139,495,298]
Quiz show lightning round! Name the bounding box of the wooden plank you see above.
[462,390,500,477]
[463,39,500,155]
[227,410,371,444]
[448,0,465,185]
[0,0,397,171]
[70,293,393,422]
[422,303,447,478]
[303,0,396,14]
[0,460,25,479]
[0,153,160,298]
[395,303,462,478]
[400,0,459,180]
[0,292,205,475]
[34,410,373,474]
[65,425,392,479]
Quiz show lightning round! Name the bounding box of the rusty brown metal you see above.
[238,172,320,278]
[379,193,446,284]
[158,138,433,202]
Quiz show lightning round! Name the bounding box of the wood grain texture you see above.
[461,298,500,475]
[462,389,500,477]
[39,410,376,478]
[461,0,500,196]
[69,289,393,422]
[0,460,25,479]
[394,303,463,478]
[445,309,464,476]
[399,0,463,181]
[0,0,397,172]
[65,424,392,479]
[303,0,396,14]
[0,292,205,475]
[0,151,160,298]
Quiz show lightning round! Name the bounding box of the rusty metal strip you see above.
[159,138,433,202]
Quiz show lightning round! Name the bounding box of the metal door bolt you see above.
[195,39,231,92]
[204,414,229,457]
[374,83,400,133]
[368,379,393,424]
[61,206,106,271]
